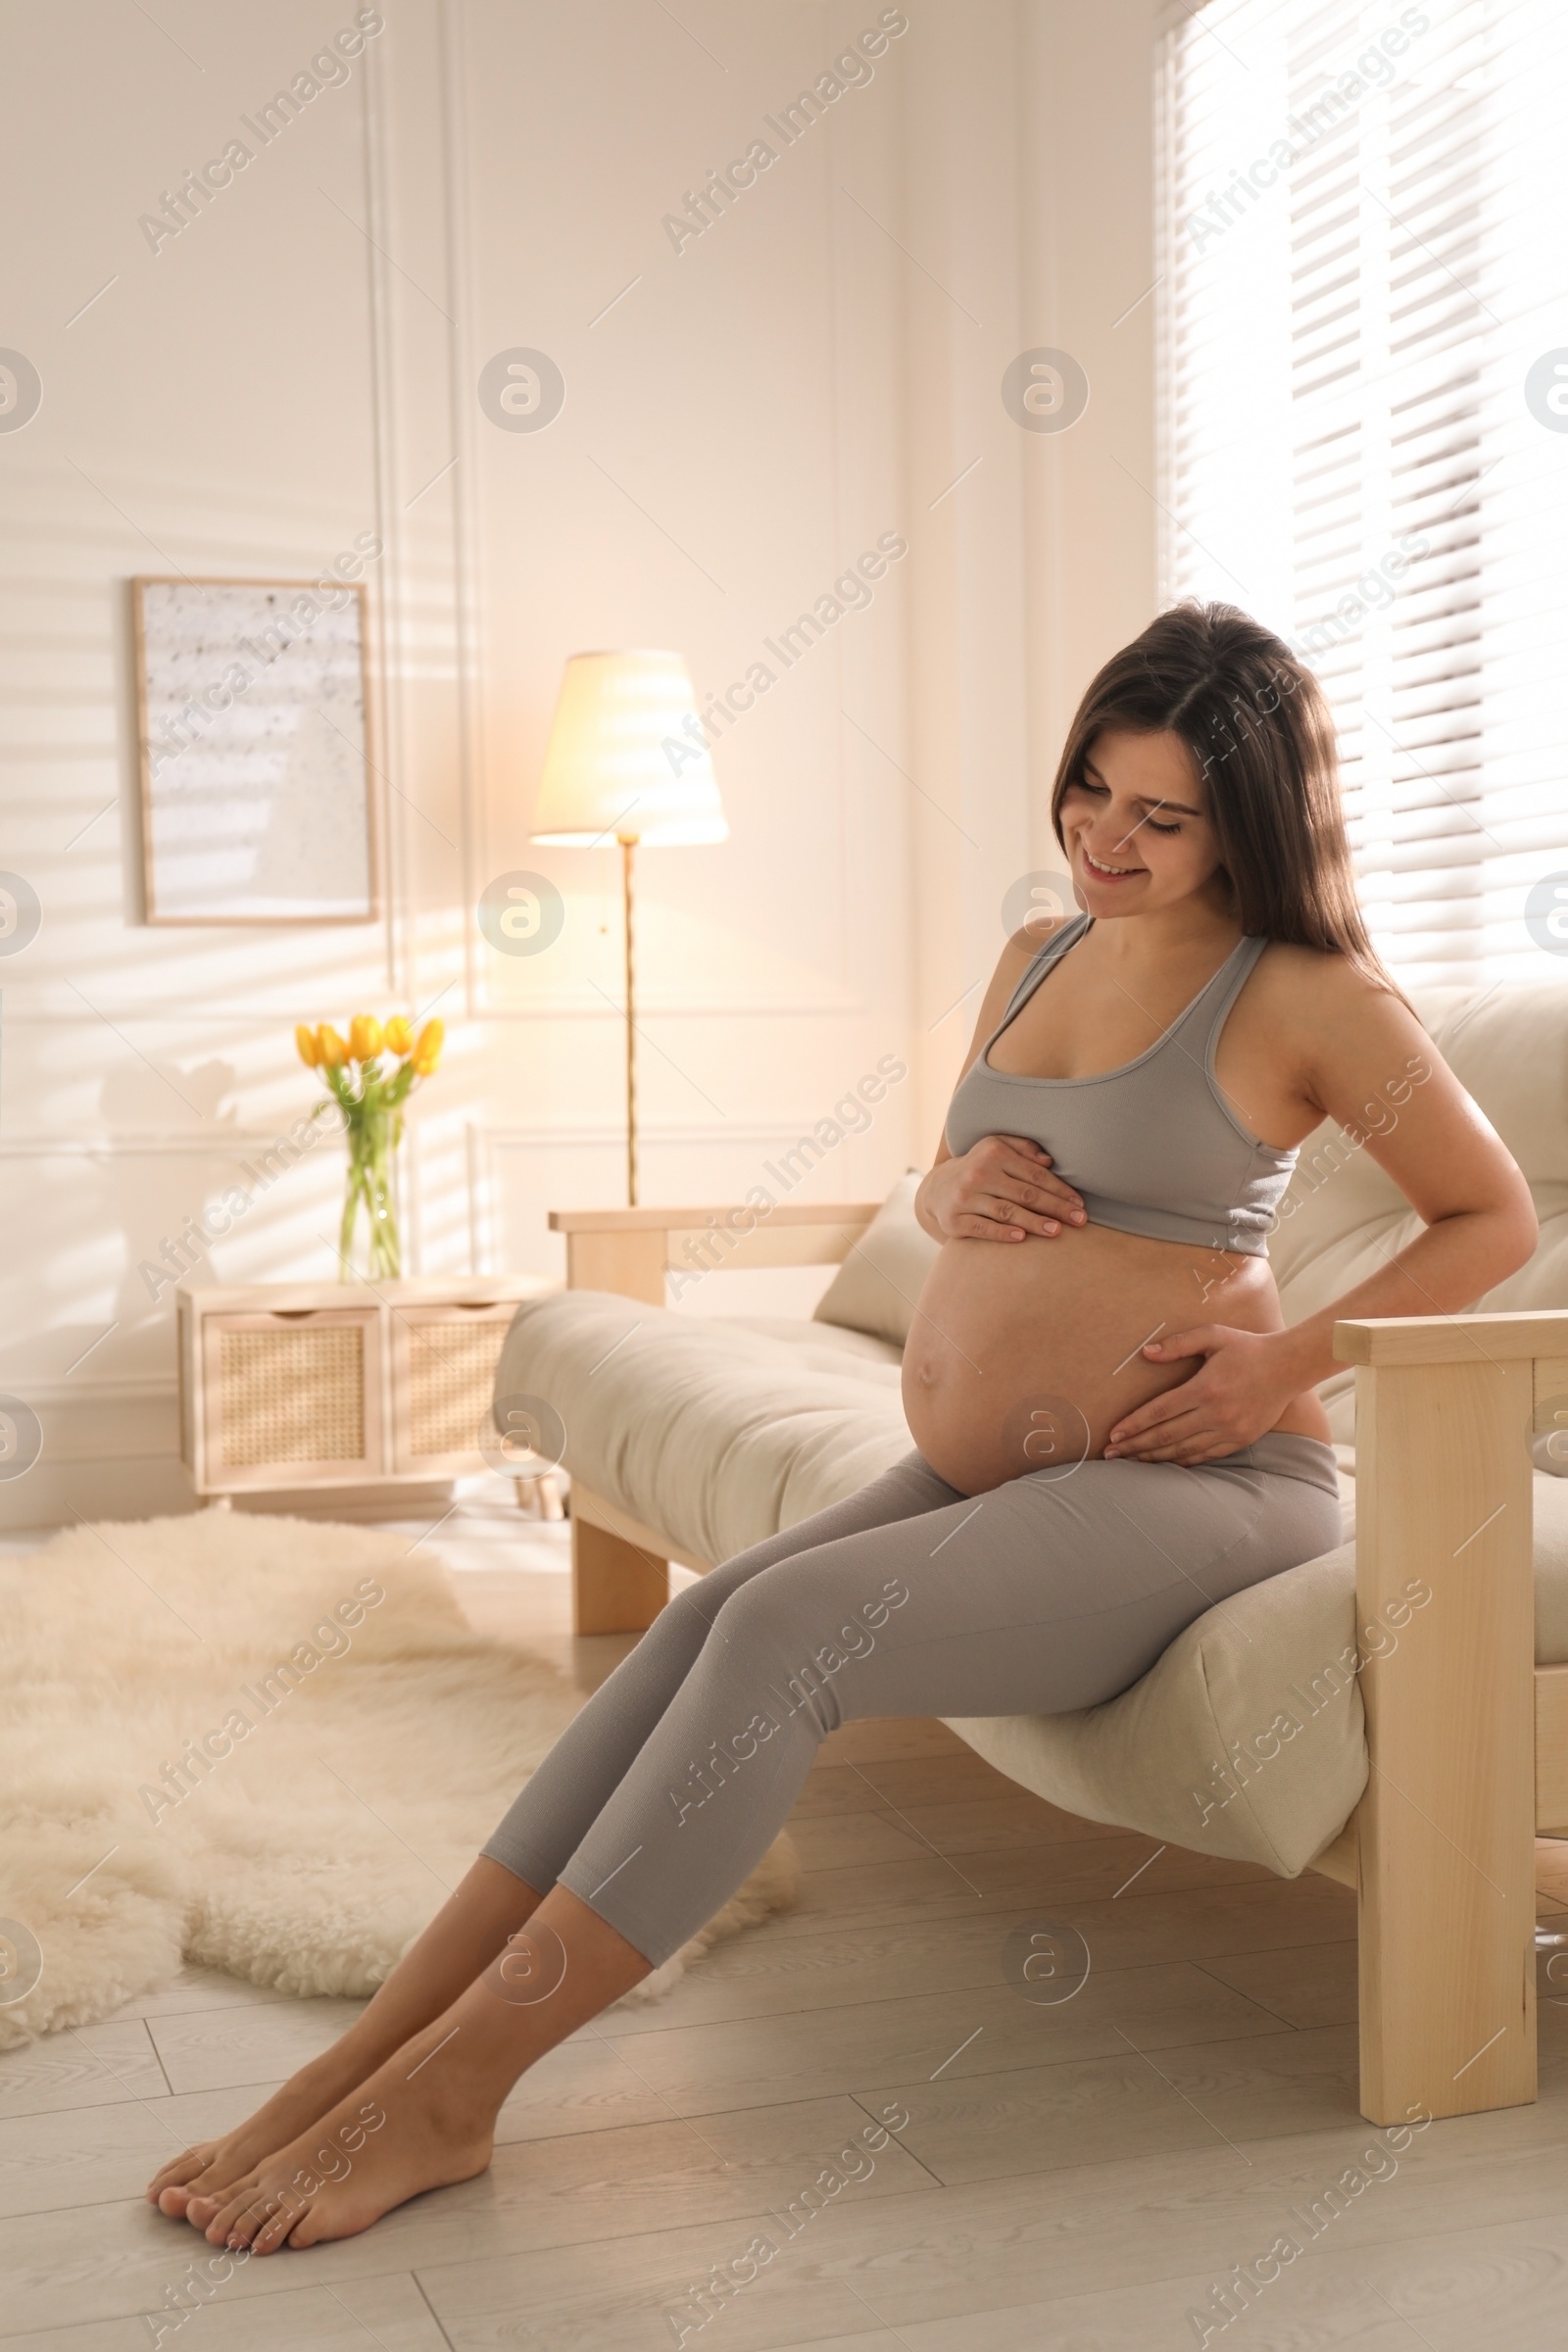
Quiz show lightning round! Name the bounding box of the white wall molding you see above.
[358,14,405,1007]
[478,1119,895,1149]
[439,0,485,1027]
[0,990,873,1020]
[0,1134,349,1157]
[23,1378,178,1407]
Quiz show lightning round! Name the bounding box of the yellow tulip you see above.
[413,1017,444,1074]
[384,1014,414,1056]
[350,1013,383,1060]
[318,1024,348,1068]
[295,1024,320,1068]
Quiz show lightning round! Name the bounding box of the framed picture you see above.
[132,576,378,924]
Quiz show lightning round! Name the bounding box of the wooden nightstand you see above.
[174,1276,558,1509]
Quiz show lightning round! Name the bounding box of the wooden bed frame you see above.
[550,1200,1568,2129]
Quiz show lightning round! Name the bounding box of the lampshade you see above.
[530,649,727,847]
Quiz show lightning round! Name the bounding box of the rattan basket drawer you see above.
[200,1308,384,1487]
[390,1300,517,1475]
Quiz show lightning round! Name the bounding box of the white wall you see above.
[0,0,1158,1528]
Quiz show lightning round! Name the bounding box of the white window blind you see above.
[1157,0,1568,986]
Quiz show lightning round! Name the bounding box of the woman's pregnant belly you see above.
[902,1221,1329,1495]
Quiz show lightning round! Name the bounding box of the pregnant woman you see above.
[149,601,1537,2249]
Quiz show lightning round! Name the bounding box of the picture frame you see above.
[131,575,378,925]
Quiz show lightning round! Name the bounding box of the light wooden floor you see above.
[5,1500,1568,2350]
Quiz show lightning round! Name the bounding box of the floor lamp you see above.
[530,650,727,1205]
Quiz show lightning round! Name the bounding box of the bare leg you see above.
[151,1454,959,2231]
[193,1887,650,2251]
[148,1860,539,2218]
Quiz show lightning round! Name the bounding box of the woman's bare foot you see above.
[147,2048,368,2220]
[190,2024,494,2253]
[148,1860,544,2223]
[172,1886,646,2251]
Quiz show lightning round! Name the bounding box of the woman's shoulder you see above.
[962,915,1078,1043]
[1248,939,1425,1052]
[1002,910,1082,968]
[1251,937,1391,999]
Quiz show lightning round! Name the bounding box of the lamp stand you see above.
[619,831,638,1205]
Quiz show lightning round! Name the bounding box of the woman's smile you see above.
[1079,844,1148,881]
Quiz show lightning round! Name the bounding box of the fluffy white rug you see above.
[0,1512,796,2046]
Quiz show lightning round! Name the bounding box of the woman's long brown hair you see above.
[1051,600,1399,995]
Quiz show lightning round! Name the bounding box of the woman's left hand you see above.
[1102,1326,1304,1466]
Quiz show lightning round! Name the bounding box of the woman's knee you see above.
[623,1576,732,1679]
[633,1564,812,1713]
[706,1550,915,1716]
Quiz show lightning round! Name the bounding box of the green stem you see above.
[338,1106,401,1280]
[338,1156,361,1276]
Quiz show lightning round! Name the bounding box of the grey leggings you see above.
[481,1433,1341,1966]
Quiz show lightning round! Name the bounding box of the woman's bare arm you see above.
[1250,965,1537,1394]
[1107,961,1538,1461]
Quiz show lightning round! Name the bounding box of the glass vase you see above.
[339,1108,402,1279]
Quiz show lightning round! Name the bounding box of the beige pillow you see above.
[811,1171,940,1349]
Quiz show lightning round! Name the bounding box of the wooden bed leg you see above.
[571,1513,668,1637]
[1352,1348,1537,2123]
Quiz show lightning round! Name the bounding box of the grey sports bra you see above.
[944,912,1297,1257]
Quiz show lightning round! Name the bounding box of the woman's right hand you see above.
[917,1136,1087,1242]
